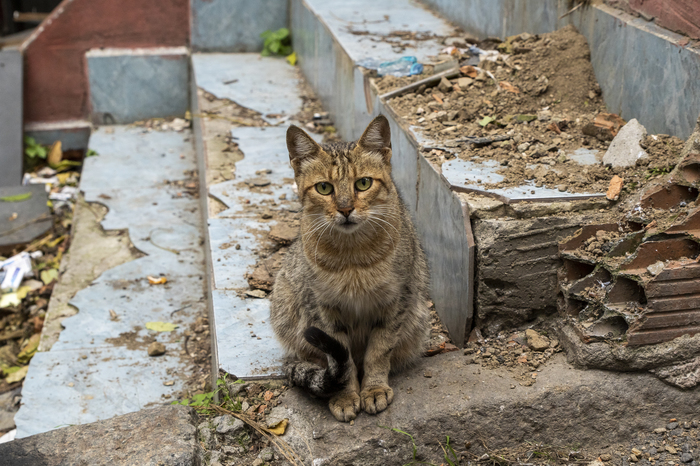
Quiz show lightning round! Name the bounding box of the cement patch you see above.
[40,197,142,352]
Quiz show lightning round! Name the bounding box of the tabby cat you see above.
[270,115,430,422]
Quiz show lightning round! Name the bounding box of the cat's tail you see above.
[285,327,350,397]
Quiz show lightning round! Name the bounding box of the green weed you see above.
[261,28,292,57]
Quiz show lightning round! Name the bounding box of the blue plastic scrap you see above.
[358,56,424,77]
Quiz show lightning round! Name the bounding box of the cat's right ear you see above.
[287,125,321,172]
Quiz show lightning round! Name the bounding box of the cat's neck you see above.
[301,219,399,270]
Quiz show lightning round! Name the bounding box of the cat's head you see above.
[286,115,396,236]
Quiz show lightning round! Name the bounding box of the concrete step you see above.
[191,53,324,379]
[14,126,207,438]
[1,405,200,465]
[270,351,700,465]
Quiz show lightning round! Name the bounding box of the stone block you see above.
[87,47,189,124]
[191,0,289,52]
[1,406,200,466]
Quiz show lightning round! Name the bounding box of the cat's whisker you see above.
[314,222,333,265]
[367,218,395,249]
[302,219,329,239]
[368,215,400,235]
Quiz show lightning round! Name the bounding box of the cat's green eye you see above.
[355,177,372,191]
[315,182,333,195]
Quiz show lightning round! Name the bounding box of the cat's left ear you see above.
[358,115,392,163]
[287,125,322,173]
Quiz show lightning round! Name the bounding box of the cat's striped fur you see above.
[269,115,430,422]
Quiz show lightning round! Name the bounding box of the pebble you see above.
[666,446,678,454]
[147,341,166,357]
[681,453,694,463]
[629,454,638,462]
[631,448,642,456]
[259,447,274,462]
[213,414,245,435]
[438,77,452,93]
[600,454,612,462]
[557,184,568,192]
[668,421,680,430]
[525,329,550,351]
[653,427,667,434]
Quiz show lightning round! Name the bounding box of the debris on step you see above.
[377,25,685,201]
[602,118,648,168]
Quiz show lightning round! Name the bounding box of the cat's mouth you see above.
[337,218,359,232]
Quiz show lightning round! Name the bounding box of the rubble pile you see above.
[558,117,700,373]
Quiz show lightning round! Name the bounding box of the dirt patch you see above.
[463,328,561,387]
[104,326,153,351]
[378,25,685,197]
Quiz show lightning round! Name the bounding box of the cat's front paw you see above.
[329,391,361,422]
[360,385,394,414]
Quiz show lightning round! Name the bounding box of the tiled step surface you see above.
[14,127,206,437]
[192,54,322,379]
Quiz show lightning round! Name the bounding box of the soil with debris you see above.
[464,328,561,387]
[378,25,685,197]
[0,168,80,435]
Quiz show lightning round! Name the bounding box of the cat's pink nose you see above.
[337,207,354,218]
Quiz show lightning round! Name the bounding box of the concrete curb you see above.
[0,406,200,466]
[271,352,700,465]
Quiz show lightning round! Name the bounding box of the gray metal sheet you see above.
[212,290,285,379]
[442,158,605,203]
[14,127,205,438]
[303,0,455,64]
[192,54,303,124]
[206,126,322,378]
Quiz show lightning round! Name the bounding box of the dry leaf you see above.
[47,141,63,167]
[593,113,626,136]
[498,81,520,94]
[264,390,274,401]
[606,175,623,201]
[109,309,119,321]
[147,276,167,285]
[5,365,28,384]
[460,65,477,78]
[145,321,179,332]
[547,122,562,134]
[268,418,289,435]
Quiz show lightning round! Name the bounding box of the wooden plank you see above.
[628,325,700,346]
